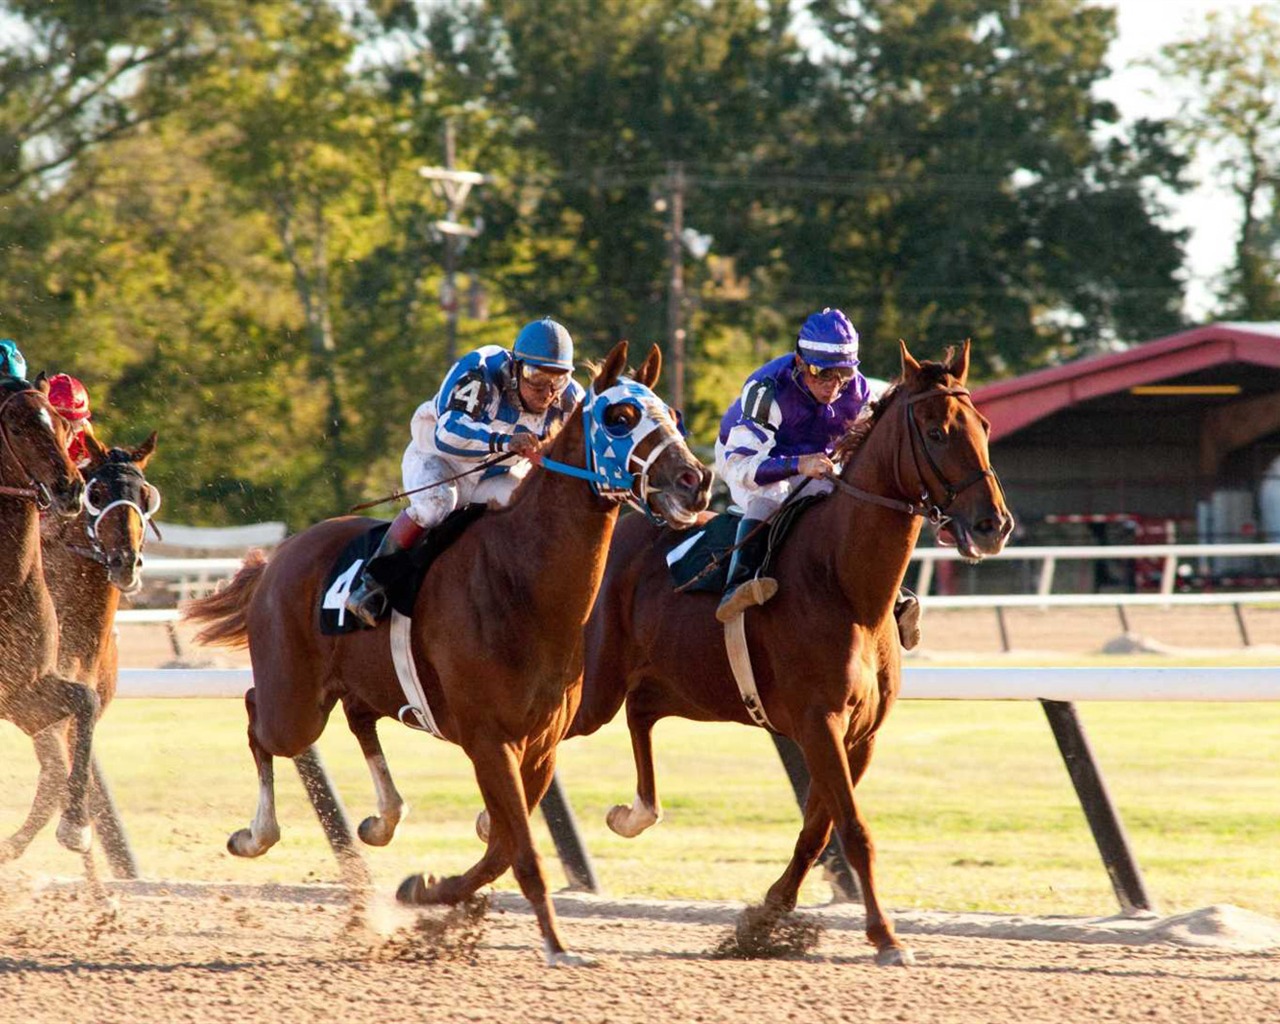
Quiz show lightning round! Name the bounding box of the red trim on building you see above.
[971,323,1280,441]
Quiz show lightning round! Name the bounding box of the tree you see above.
[1159,3,1280,320]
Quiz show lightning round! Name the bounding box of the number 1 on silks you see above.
[323,559,364,629]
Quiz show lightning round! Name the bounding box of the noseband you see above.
[71,458,162,566]
[828,385,1000,527]
[0,388,63,510]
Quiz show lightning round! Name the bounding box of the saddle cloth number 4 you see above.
[323,558,365,628]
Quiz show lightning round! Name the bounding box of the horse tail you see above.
[181,549,269,649]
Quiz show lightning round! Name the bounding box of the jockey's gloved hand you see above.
[508,432,542,457]
[798,453,836,479]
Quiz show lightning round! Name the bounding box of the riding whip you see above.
[348,452,516,513]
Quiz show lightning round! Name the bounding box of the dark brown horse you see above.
[0,432,159,864]
[569,340,1013,965]
[0,374,95,854]
[184,342,711,966]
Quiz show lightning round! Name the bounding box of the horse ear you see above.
[131,430,158,469]
[34,371,49,392]
[899,339,921,381]
[948,338,971,385]
[636,344,662,389]
[82,429,108,465]
[596,340,629,391]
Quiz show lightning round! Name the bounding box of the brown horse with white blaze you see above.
[569,340,1014,965]
[184,342,711,966]
[0,374,96,854]
[0,431,159,864]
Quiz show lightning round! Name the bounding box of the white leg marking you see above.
[358,753,407,846]
[605,794,661,838]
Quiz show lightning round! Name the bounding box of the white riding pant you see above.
[714,440,832,520]
[401,444,531,530]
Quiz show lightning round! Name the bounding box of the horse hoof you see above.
[396,873,429,905]
[227,827,274,858]
[605,803,658,838]
[875,945,915,967]
[545,949,599,968]
[475,810,490,844]
[357,815,396,847]
[55,818,92,854]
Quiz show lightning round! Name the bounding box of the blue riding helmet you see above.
[796,308,859,370]
[0,338,27,380]
[513,318,575,372]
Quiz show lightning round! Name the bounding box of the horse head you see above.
[584,341,712,528]
[81,431,160,593]
[0,373,83,517]
[889,339,1013,560]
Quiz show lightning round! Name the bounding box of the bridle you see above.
[826,384,1001,528]
[0,387,65,510]
[69,456,162,568]
[536,377,685,525]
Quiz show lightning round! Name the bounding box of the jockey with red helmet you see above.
[714,308,921,646]
[48,373,96,467]
[344,317,585,627]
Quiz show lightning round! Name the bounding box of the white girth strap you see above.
[390,610,443,738]
[723,614,776,731]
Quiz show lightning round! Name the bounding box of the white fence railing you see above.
[116,667,1280,701]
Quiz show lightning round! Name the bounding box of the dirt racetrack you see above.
[0,877,1276,1024]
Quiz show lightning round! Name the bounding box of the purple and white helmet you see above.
[796,308,859,370]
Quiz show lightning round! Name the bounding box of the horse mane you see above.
[832,352,957,465]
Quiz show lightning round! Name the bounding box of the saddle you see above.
[319,504,486,634]
[665,494,826,594]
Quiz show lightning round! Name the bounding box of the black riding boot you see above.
[345,511,426,628]
[715,517,778,623]
[895,587,922,650]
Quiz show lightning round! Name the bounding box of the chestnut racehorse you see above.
[185,342,711,966]
[569,340,1014,965]
[0,374,95,854]
[0,432,159,865]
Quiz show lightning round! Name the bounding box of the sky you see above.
[1099,0,1270,321]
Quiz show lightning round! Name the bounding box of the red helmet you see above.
[48,373,91,421]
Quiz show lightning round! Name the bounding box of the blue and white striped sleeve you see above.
[718,377,797,490]
[433,357,511,459]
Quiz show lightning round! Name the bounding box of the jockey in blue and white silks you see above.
[345,317,585,627]
[711,308,922,646]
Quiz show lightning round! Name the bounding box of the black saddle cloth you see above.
[319,503,486,634]
[666,493,826,594]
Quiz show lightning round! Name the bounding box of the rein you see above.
[0,388,59,509]
[348,453,515,512]
[826,385,997,526]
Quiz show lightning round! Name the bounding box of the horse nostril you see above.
[677,470,701,491]
[973,518,997,537]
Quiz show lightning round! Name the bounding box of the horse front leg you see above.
[342,697,407,846]
[227,688,281,857]
[0,728,68,861]
[606,694,663,838]
[796,711,912,966]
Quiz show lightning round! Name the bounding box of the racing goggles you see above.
[805,363,855,385]
[520,362,572,392]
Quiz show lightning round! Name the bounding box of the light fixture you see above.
[1129,384,1241,396]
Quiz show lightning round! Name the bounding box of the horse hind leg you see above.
[227,688,282,858]
[342,698,407,847]
[0,729,69,862]
[605,697,663,838]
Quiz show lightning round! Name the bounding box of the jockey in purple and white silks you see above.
[345,317,585,627]
[713,307,921,647]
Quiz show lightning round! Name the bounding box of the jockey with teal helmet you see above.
[713,307,922,646]
[345,317,585,627]
[0,339,28,380]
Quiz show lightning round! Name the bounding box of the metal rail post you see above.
[1039,699,1153,914]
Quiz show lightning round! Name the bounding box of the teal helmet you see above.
[0,338,27,380]
[512,318,574,372]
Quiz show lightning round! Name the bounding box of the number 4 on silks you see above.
[323,559,364,628]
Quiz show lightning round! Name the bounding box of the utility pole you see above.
[665,160,687,413]
[419,120,487,366]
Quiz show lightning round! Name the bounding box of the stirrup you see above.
[895,595,922,650]
[715,576,779,623]
[345,582,388,628]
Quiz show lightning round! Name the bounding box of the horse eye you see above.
[927,427,945,443]
[88,481,108,506]
[603,404,640,437]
